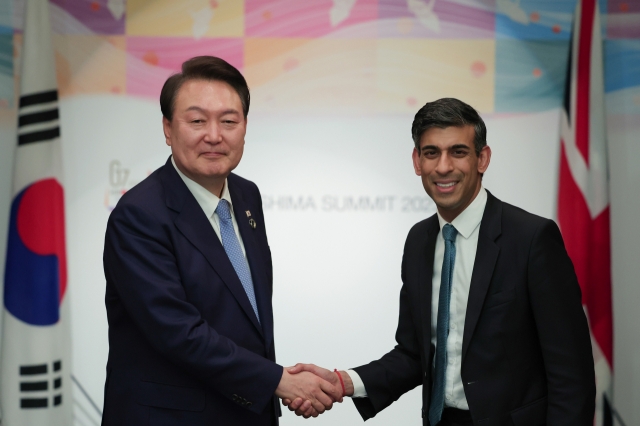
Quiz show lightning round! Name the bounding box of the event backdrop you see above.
[0,1,639,425]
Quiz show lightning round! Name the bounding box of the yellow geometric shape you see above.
[244,38,377,113]
[53,35,126,97]
[376,39,495,114]
[126,0,243,38]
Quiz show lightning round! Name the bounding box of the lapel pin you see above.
[245,210,252,217]
[249,218,257,229]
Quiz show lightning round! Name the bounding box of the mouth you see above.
[434,181,458,193]
[201,152,226,158]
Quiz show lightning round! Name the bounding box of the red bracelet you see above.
[334,369,346,397]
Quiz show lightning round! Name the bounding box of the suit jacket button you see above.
[247,401,252,407]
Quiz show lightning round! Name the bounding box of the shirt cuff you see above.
[346,369,368,398]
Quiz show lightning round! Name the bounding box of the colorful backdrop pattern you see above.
[0,1,639,426]
[0,0,638,116]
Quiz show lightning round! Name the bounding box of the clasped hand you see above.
[276,364,345,418]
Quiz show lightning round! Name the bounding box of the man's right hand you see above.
[275,368,343,418]
[282,364,353,417]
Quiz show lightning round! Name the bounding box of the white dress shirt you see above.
[349,187,488,408]
[171,157,247,257]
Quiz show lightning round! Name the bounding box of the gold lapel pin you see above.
[249,218,257,229]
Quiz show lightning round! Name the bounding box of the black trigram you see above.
[17,90,60,145]
[19,360,63,409]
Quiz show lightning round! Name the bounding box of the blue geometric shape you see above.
[605,40,640,93]
[4,187,61,326]
[495,39,570,112]
[495,0,575,40]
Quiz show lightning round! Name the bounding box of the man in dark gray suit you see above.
[285,98,595,425]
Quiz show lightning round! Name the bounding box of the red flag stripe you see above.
[558,141,613,366]
[575,0,595,164]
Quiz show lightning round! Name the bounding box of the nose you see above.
[204,122,223,143]
[435,151,453,175]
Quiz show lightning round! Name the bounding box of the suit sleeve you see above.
[527,219,596,424]
[103,201,282,414]
[351,248,425,420]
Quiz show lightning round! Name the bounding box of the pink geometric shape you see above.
[246,0,378,37]
[126,37,244,99]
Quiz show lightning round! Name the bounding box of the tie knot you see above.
[442,224,458,242]
[215,199,232,221]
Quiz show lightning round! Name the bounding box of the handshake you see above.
[275,363,353,418]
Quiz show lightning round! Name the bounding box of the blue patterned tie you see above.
[215,199,260,323]
[429,224,458,426]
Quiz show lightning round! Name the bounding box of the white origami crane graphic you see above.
[191,6,215,39]
[330,0,357,27]
[408,0,440,33]
[496,0,529,25]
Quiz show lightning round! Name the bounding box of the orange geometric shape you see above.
[262,10,272,20]
[90,1,101,12]
[552,24,561,33]
[53,34,126,98]
[619,3,629,12]
[530,12,540,23]
[143,51,159,66]
[470,61,486,78]
[532,68,542,78]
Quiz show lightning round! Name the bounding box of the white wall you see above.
[0,93,638,425]
[3,0,639,422]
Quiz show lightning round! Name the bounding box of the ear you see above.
[411,148,422,176]
[162,117,172,146]
[477,145,491,174]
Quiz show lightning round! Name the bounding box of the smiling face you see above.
[163,79,246,196]
[412,125,491,222]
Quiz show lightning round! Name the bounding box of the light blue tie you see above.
[215,199,260,323]
[429,224,458,426]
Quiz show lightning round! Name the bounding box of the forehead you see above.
[174,79,242,111]
[418,125,475,149]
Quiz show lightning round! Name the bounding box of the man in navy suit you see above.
[285,98,595,424]
[102,56,341,425]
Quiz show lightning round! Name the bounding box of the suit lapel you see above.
[462,191,502,363]
[228,179,274,349]
[159,161,264,338]
[419,216,440,357]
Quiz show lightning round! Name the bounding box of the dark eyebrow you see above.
[184,107,241,116]
[185,106,206,113]
[449,144,471,151]
[420,145,439,152]
[420,144,471,153]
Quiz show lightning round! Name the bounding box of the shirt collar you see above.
[171,156,234,218]
[436,187,487,239]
